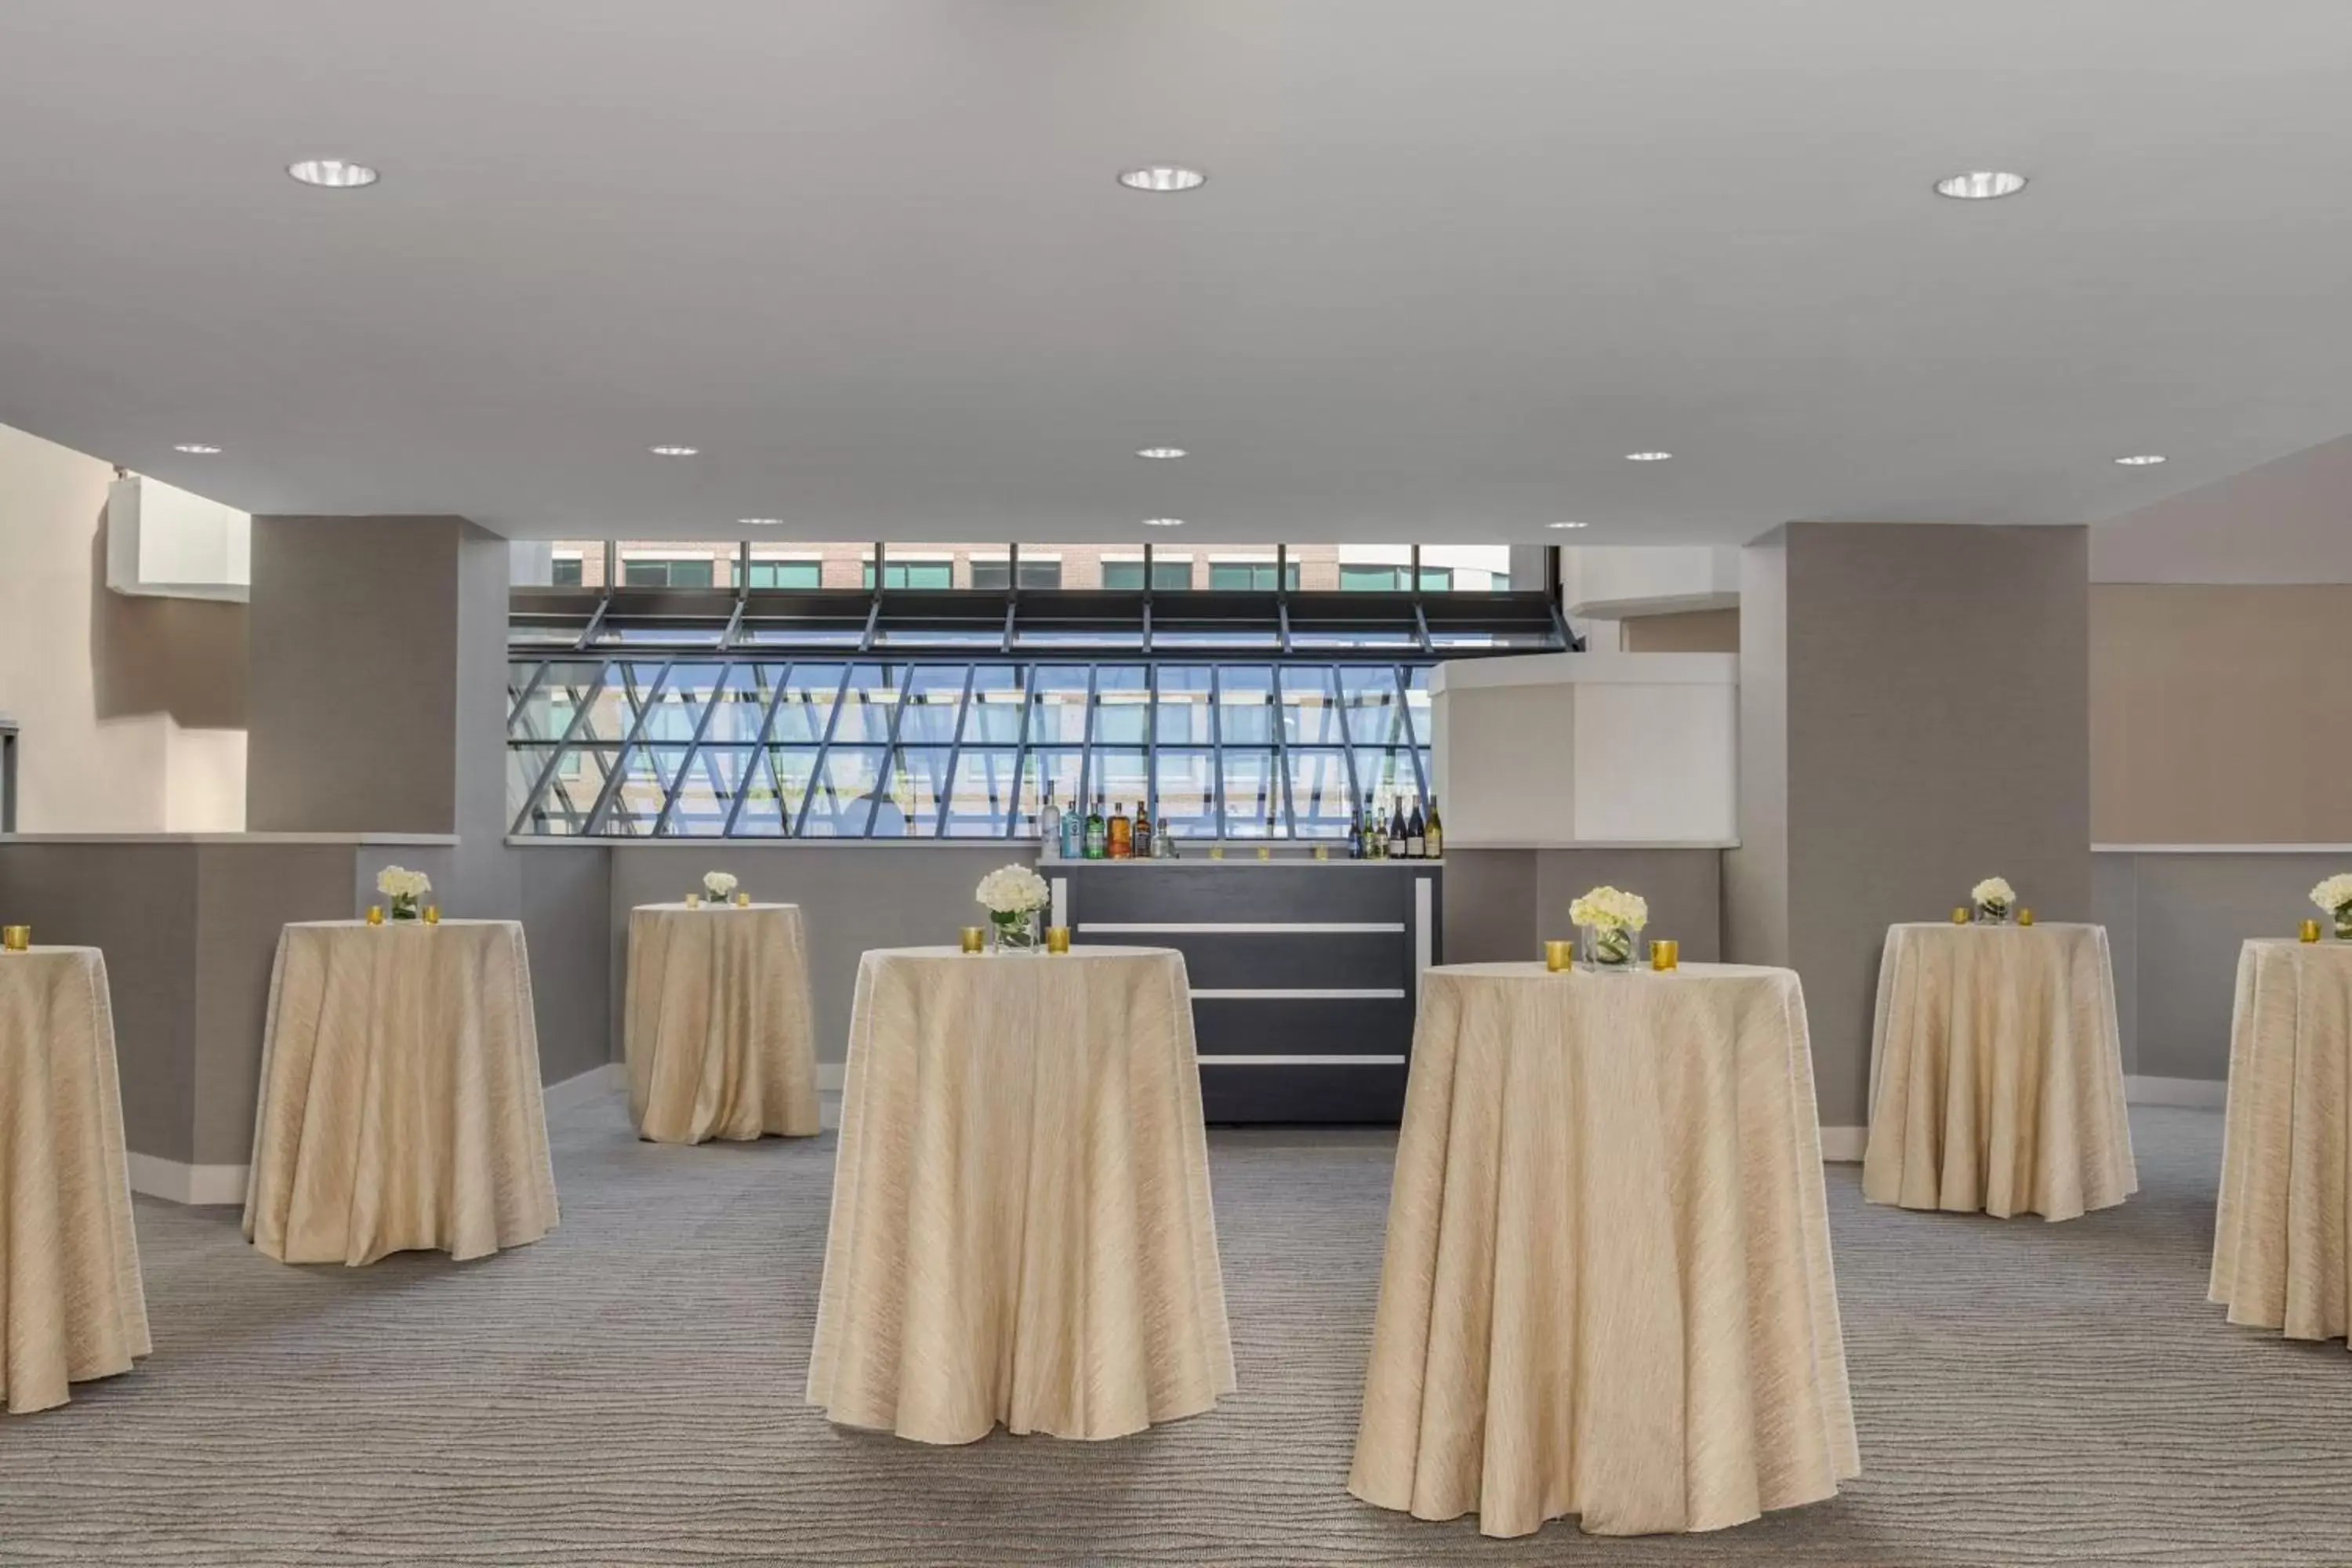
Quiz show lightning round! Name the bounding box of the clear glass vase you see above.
[990,909,1043,953]
[2336,907,2352,942]
[390,892,423,924]
[1974,902,2010,926]
[1578,923,1639,973]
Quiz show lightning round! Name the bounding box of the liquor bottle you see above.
[1406,798,1427,858]
[1038,783,1061,861]
[1347,808,1364,860]
[1059,793,1085,860]
[1132,808,1152,860]
[1425,795,1443,858]
[1109,801,1134,859]
[1155,815,1174,858]
[1084,797,1106,859]
[1387,797,1407,859]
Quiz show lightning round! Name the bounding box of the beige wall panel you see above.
[2090,584,2352,844]
[1621,608,1740,653]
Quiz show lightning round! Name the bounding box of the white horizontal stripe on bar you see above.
[1197,1054,1408,1066]
[1080,921,1404,934]
[1191,988,1406,1000]
[2092,844,2352,855]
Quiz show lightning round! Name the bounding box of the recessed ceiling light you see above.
[1142,517,1185,528]
[648,445,699,457]
[1624,451,1672,463]
[1134,446,1189,460]
[2114,454,2167,466]
[1547,521,1587,529]
[172,442,222,455]
[1934,170,2027,201]
[286,158,379,189]
[739,517,783,526]
[1118,165,1207,194]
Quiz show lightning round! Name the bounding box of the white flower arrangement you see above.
[975,864,1051,916]
[376,866,432,901]
[703,870,739,898]
[1972,877,2016,910]
[1569,885,1649,932]
[2311,874,2352,915]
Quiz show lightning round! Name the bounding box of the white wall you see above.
[1430,652,1738,848]
[0,423,245,831]
[1561,546,1741,619]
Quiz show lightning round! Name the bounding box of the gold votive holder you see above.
[1650,938,1679,971]
[959,926,985,954]
[2303,918,2324,944]
[2,924,30,953]
[734,891,751,907]
[1544,938,1574,972]
[365,905,385,926]
[1210,845,1226,861]
[1046,926,1071,953]
[1951,906,1971,924]
[1313,844,1330,862]
[2017,908,2034,927]
[686,892,702,909]
[1257,844,1272,861]
[423,905,441,926]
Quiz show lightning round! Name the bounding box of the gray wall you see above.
[521,844,613,1084]
[0,840,354,1166]
[247,517,467,835]
[2095,850,2350,1082]
[1733,523,2092,1127]
[1445,848,1722,965]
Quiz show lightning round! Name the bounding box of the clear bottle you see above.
[1154,815,1174,858]
[1038,783,1061,861]
[1406,798,1426,859]
[1060,793,1085,859]
[1109,800,1134,859]
[1084,797,1107,859]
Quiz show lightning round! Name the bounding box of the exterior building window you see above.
[971,558,1065,590]
[1101,560,1194,590]
[747,561,822,589]
[1209,561,1300,591]
[863,561,955,590]
[623,557,717,588]
[550,555,585,587]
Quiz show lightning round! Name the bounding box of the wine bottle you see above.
[1348,808,1363,860]
[1038,783,1061,862]
[1370,801,1388,860]
[1084,797,1106,859]
[1425,796,1443,858]
[1406,798,1426,858]
[1387,797,1407,859]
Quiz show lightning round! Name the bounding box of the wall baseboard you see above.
[545,1061,625,1111]
[1817,1126,1865,1163]
[126,1152,248,1207]
[2125,1074,2228,1109]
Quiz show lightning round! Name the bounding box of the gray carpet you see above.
[4,1099,2349,1566]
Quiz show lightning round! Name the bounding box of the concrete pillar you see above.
[1725,522,2091,1134]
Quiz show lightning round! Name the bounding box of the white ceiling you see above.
[5,1,2352,544]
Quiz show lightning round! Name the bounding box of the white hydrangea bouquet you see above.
[2311,873,2352,941]
[702,869,739,905]
[376,865,431,923]
[976,863,1051,953]
[1569,884,1648,971]
[1972,876,2016,925]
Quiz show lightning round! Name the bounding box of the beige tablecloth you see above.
[626,902,819,1144]
[808,946,1234,1443]
[242,920,559,1266]
[0,948,150,1415]
[1350,962,1857,1538]
[2212,940,2352,1341]
[1864,922,2136,1221]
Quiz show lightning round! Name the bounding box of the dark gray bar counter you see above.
[1045,856,1442,1123]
